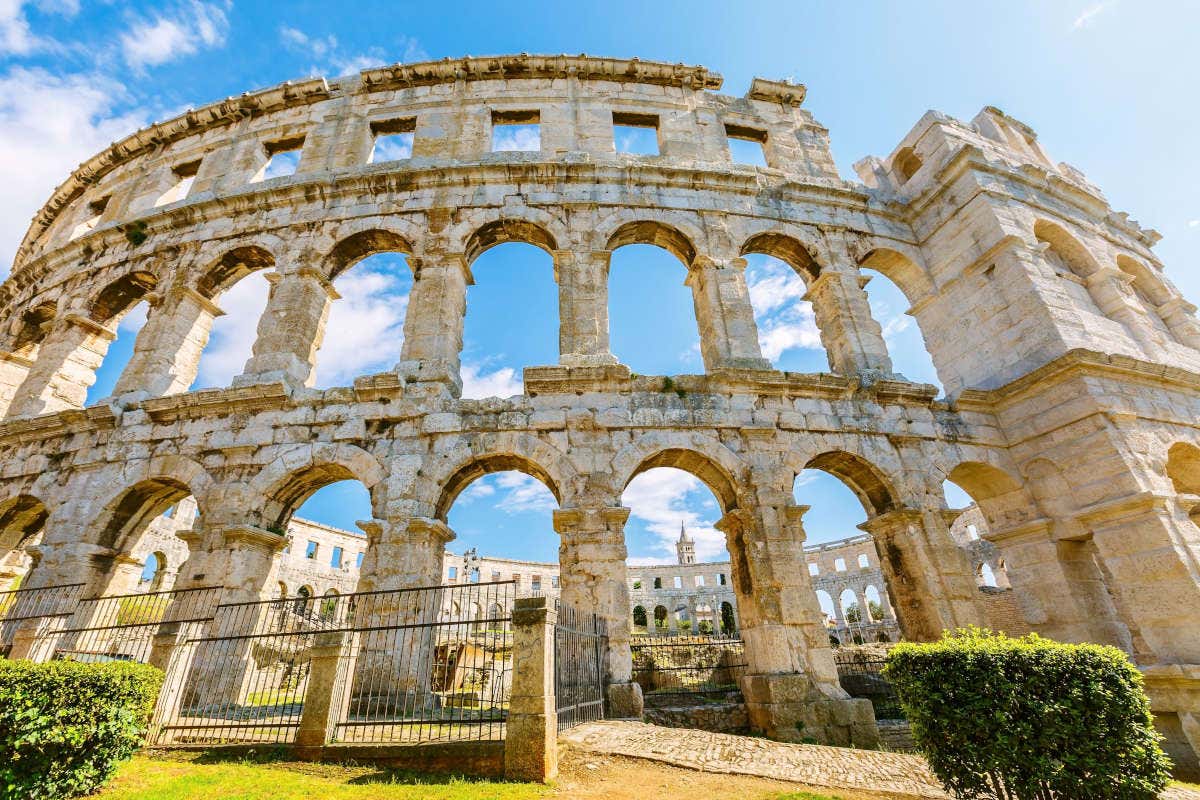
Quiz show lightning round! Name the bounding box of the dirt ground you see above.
[555,750,905,800]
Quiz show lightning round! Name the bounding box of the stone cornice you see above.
[0,404,116,449]
[139,381,291,423]
[747,77,806,107]
[952,349,1200,414]
[358,54,722,94]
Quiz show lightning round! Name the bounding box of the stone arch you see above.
[1167,442,1200,495]
[8,301,57,356]
[250,443,387,528]
[892,146,922,183]
[1033,219,1102,279]
[740,232,821,283]
[1116,254,1177,341]
[632,604,647,627]
[196,245,276,299]
[945,460,1038,533]
[425,432,576,520]
[85,455,214,557]
[325,228,414,281]
[464,218,557,265]
[0,493,49,562]
[803,451,899,517]
[613,432,743,514]
[653,604,668,630]
[89,270,158,325]
[857,247,936,306]
[605,220,697,268]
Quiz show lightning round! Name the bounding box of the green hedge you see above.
[884,628,1170,800]
[0,659,163,799]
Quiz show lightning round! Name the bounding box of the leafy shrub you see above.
[884,628,1170,799]
[0,659,163,799]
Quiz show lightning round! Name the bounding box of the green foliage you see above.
[122,221,149,247]
[0,660,164,799]
[883,628,1171,799]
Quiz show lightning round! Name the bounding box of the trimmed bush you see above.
[884,628,1170,799]
[0,659,163,799]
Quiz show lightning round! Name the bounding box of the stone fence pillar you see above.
[112,287,224,401]
[505,595,557,783]
[804,269,894,378]
[234,269,339,390]
[685,257,771,371]
[296,629,357,752]
[554,250,617,367]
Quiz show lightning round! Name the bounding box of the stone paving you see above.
[561,721,1200,799]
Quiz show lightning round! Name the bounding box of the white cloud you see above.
[120,1,228,70]
[492,124,540,152]
[745,256,825,362]
[278,25,422,77]
[461,363,523,399]
[0,67,148,275]
[313,266,409,387]
[0,0,36,54]
[1072,0,1116,30]
[1189,219,1200,229]
[193,271,272,388]
[623,467,726,564]
[493,472,556,514]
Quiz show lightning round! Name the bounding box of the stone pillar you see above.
[554,250,617,367]
[1158,297,1200,350]
[721,504,878,747]
[804,269,894,378]
[1085,268,1160,354]
[0,350,34,416]
[685,257,772,371]
[295,629,356,752]
[858,508,982,642]
[553,505,642,718]
[112,287,224,400]
[505,595,557,783]
[233,269,339,390]
[397,254,472,388]
[8,315,116,417]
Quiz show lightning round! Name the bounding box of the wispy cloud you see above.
[1072,0,1116,30]
[460,363,523,399]
[455,471,555,515]
[278,25,425,77]
[491,124,540,152]
[745,256,824,363]
[0,0,37,54]
[1188,219,1200,229]
[120,0,229,70]
[623,467,725,564]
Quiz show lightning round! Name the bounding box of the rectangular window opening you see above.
[447,566,458,580]
[613,111,659,156]
[156,159,201,207]
[808,563,819,576]
[694,575,705,587]
[491,109,540,152]
[673,576,682,589]
[726,124,768,167]
[718,573,727,586]
[370,117,415,163]
[834,558,846,572]
[355,552,364,568]
[254,137,305,182]
[304,541,318,560]
[70,195,110,241]
[331,546,343,569]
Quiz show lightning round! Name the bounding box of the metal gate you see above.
[554,603,608,732]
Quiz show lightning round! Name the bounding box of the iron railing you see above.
[54,586,222,664]
[630,635,746,698]
[554,602,607,732]
[0,583,86,657]
[150,581,515,746]
[834,652,903,720]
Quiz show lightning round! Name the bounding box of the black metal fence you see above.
[554,602,607,732]
[834,652,903,720]
[55,586,222,664]
[630,635,746,698]
[0,583,85,657]
[150,581,515,746]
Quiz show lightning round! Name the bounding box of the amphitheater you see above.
[1,53,1200,772]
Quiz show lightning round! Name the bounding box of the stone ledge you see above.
[0,403,116,448]
[139,381,291,422]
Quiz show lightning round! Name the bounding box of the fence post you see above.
[295,629,352,753]
[505,595,557,783]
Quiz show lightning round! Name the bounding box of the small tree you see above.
[845,602,862,624]
[868,600,884,621]
[884,628,1170,800]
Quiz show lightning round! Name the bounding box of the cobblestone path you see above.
[561,721,1200,799]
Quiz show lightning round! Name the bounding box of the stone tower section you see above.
[676,522,696,565]
[0,55,1197,767]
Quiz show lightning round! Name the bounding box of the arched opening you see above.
[85,271,158,404]
[1116,255,1176,342]
[633,605,648,629]
[653,604,668,632]
[840,589,861,625]
[90,479,198,597]
[139,551,167,591]
[815,590,836,625]
[859,266,940,390]
[0,494,49,591]
[720,601,736,635]
[278,477,374,597]
[8,301,56,361]
[461,221,558,398]
[864,585,885,622]
[979,563,998,588]
[191,247,276,390]
[607,221,702,375]
[740,234,830,372]
[892,146,922,183]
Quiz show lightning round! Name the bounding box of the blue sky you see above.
[1,0,1193,565]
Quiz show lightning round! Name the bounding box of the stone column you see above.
[397,254,472,388]
[804,269,894,378]
[8,315,116,417]
[858,507,982,642]
[234,269,339,390]
[554,250,617,366]
[720,504,878,747]
[685,257,772,371]
[1158,297,1200,350]
[0,351,34,417]
[553,505,642,717]
[505,595,557,783]
[112,287,224,400]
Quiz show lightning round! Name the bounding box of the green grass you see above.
[96,753,548,800]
